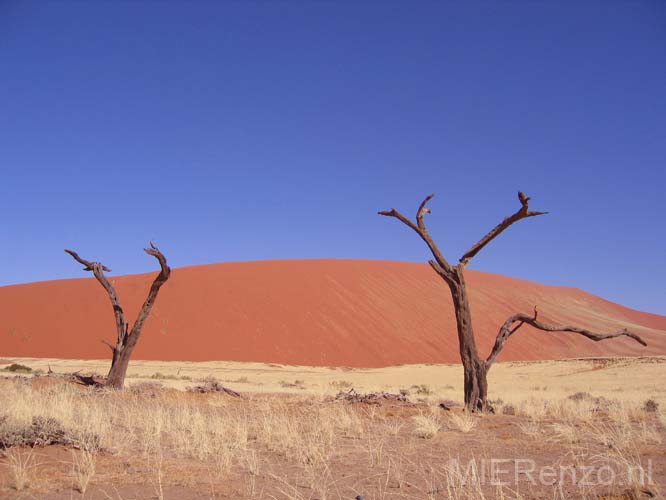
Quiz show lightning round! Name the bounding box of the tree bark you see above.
[65,243,171,389]
[106,347,133,389]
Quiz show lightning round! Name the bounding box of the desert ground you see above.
[1,356,664,499]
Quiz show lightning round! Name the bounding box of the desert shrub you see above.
[279,380,306,389]
[643,399,659,413]
[568,391,592,402]
[567,391,613,413]
[127,381,163,396]
[0,415,99,449]
[1,364,32,373]
[330,380,352,389]
[411,384,433,395]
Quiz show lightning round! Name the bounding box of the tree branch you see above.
[379,194,454,276]
[126,242,171,347]
[416,194,435,232]
[64,249,112,272]
[486,306,647,366]
[65,249,127,347]
[459,192,547,267]
[101,339,115,352]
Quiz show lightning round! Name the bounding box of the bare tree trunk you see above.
[465,358,489,412]
[107,348,132,389]
[448,266,490,411]
[65,243,171,389]
[380,192,647,412]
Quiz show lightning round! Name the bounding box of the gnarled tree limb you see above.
[63,249,112,273]
[486,306,648,367]
[379,194,454,277]
[125,242,171,349]
[459,191,547,267]
[64,249,127,347]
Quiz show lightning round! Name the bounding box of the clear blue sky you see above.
[1,1,664,314]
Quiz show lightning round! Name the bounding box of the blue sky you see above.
[0,1,664,314]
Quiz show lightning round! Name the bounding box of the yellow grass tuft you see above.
[412,412,441,439]
[448,411,477,433]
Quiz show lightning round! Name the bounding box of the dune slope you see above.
[1,260,664,367]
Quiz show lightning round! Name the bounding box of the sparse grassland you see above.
[0,357,664,499]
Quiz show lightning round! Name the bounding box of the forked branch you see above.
[459,191,547,267]
[126,242,171,346]
[486,306,648,366]
[379,194,454,277]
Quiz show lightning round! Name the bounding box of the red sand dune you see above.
[0,260,664,367]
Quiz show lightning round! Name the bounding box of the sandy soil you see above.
[1,260,665,366]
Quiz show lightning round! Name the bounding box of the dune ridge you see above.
[1,259,664,367]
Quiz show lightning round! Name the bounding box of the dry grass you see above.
[412,412,441,439]
[518,417,542,438]
[3,446,37,491]
[363,433,386,467]
[447,411,478,433]
[0,356,664,498]
[71,447,96,493]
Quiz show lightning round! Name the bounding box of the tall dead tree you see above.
[380,192,647,412]
[65,243,171,389]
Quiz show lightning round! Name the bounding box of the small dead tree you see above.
[380,192,647,412]
[64,243,171,389]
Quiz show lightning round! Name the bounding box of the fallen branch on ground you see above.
[187,380,241,397]
[334,388,410,405]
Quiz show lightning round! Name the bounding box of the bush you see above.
[330,380,353,389]
[411,384,433,395]
[1,363,32,373]
[279,380,306,389]
[643,399,659,413]
[567,391,592,402]
[128,381,163,396]
[0,416,101,450]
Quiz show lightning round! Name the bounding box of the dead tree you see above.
[64,243,171,389]
[380,192,647,412]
